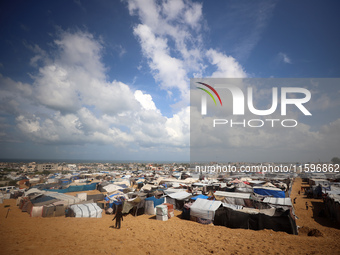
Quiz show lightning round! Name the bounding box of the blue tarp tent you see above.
[191,194,209,200]
[253,187,285,198]
[44,183,97,193]
[145,196,165,208]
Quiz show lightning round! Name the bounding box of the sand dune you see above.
[1,178,339,255]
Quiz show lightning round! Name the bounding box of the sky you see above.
[0,0,339,162]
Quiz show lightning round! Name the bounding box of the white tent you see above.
[69,203,102,218]
[214,191,251,199]
[46,192,81,205]
[190,198,222,220]
[103,184,125,193]
[263,197,292,206]
[166,191,191,200]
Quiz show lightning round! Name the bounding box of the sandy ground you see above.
[0,178,340,255]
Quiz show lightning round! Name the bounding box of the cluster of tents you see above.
[102,183,297,235]
[16,188,103,218]
[11,173,298,235]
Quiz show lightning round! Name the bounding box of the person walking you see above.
[112,206,123,229]
[305,202,308,210]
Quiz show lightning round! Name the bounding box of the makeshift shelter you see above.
[190,198,222,221]
[253,187,285,198]
[102,184,125,193]
[144,196,165,215]
[324,194,340,224]
[122,196,146,216]
[214,207,297,235]
[68,203,102,218]
[165,191,192,210]
[191,194,209,200]
[43,182,97,193]
[263,197,292,207]
[214,191,252,207]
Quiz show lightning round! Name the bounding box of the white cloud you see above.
[206,49,247,78]
[134,90,157,110]
[278,52,292,64]
[0,30,190,152]
[128,0,207,104]
[134,24,188,99]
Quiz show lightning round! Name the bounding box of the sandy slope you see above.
[0,178,339,255]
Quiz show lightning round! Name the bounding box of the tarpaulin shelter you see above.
[214,191,252,207]
[214,207,297,235]
[43,183,97,193]
[122,196,146,216]
[144,196,165,215]
[263,197,292,207]
[165,191,192,210]
[102,184,125,193]
[191,194,209,200]
[190,198,222,221]
[253,187,285,198]
[68,203,102,218]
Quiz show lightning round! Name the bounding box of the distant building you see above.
[36,163,58,172]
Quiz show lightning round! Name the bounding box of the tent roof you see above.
[31,195,60,206]
[253,186,282,191]
[249,180,266,185]
[166,191,192,200]
[263,197,292,206]
[163,188,186,195]
[214,191,251,199]
[103,184,125,193]
[191,194,209,200]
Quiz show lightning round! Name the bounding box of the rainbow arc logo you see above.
[196,82,223,106]
[196,82,222,115]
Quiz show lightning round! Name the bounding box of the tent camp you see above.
[190,198,222,220]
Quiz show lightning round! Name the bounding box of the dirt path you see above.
[290,178,340,237]
[0,179,339,255]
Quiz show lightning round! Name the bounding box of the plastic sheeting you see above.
[69,203,102,218]
[190,198,222,220]
[31,206,44,217]
[253,187,285,198]
[191,194,208,200]
[145,200,156,215]
[103,184,125,193]
[76,193,87,201]
[263,197,292,206]
[214,207,297,235]
[43,183,97,193]
[166,191,191,200]
[145,196,165,207]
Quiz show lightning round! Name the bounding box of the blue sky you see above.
[0,0,339,162]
